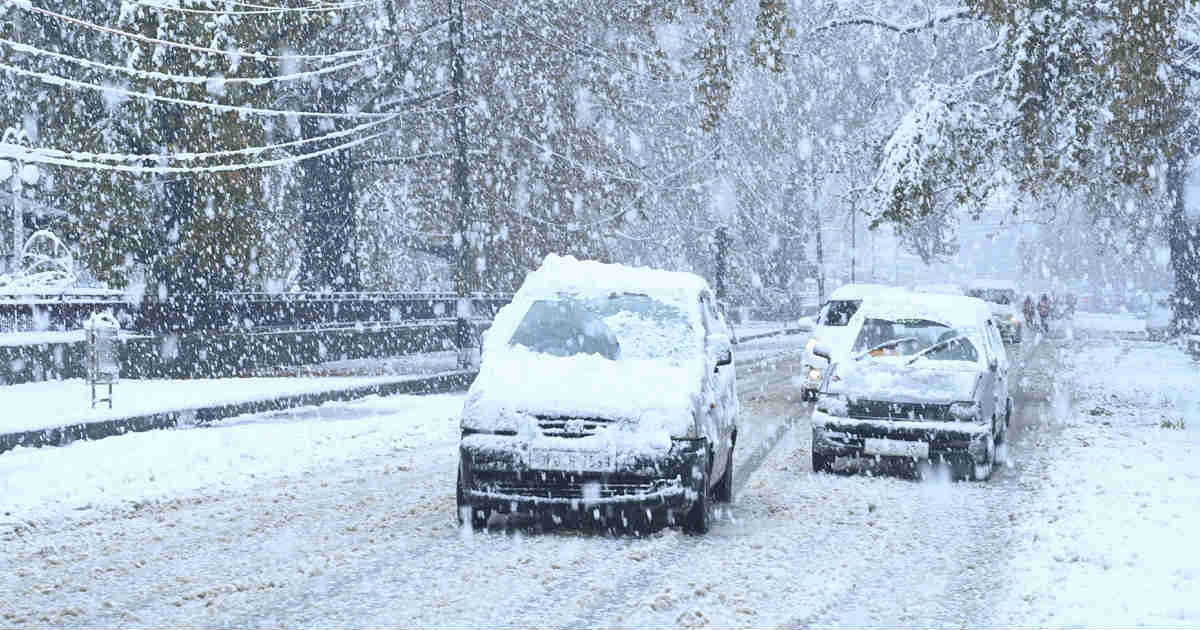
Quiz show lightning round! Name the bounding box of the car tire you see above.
[684,451,712,535]
[713,440,734,503]
[812,452,833,473]
[456,469,489,530]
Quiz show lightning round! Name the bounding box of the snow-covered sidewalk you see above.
[997,338,1200,626]
[0,374,461,434]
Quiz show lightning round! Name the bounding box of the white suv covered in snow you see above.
[456,255,738,533]
[811,292,1012,480]
[801,283,908,401]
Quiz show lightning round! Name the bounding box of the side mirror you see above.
[812,343,832,362]
[710,333,733,371]
[796,316,816,332]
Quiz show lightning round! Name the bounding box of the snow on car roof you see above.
[513,254,710,302]
[858,291,991,330]
[912,283,965,296]
[966,278,1018,291]
[828,283,906,301]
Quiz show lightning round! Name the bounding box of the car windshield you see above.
[851,317,978,362]
[818,299,861,326]
[507,293,695,361]
[967,288,1016,305]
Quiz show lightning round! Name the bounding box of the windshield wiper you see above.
[853,336,920,361]
[905,335,970,365]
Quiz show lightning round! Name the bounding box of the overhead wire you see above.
[8,2,387,63]
[0,59,407,118]
[0,128,391,174]
[125,0,378,16]
[13,115,398,163]
[0,38,382,86]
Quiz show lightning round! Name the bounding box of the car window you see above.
[818,300,861,326]
[508,293,696,361]
[851,317,978,362]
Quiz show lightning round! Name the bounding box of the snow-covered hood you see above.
[461,347,700,438]
[829,358,980,403]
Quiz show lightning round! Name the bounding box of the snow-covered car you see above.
[1146,292,1172,341]
[800,283,907,401]
[965,279,1023,343]
[811,293,1012,480]
[456,255,738,534]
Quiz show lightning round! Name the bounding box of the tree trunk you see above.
[1168,155,1200,335]
[298,126,358,292]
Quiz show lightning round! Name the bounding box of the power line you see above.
[126,0,378,16]
[0,128,391,174]
[11,115,398,164]
[0,38,381,86]
[10,2,387,63]
[1,60,404,119]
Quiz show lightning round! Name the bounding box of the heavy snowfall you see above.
[2,0,1200,627]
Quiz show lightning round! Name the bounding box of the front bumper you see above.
[811,410,990,463]
[458,434,706,517]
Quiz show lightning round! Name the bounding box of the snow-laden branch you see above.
[815,7,974,35]
[10,115,396,164]
[0,129,390,174]
[0,60,412,118]
[127,0,378,16]
[0,39,381,87]
[10,2,386,63]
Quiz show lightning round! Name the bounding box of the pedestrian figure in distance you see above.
[1023,294,1036,331]
[1038,293,1052,334]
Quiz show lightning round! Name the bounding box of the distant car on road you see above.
[456,255,738,534]
[965,279,1023,343]
[811,292,1012,480]
[800,283,906,401]
[1146,293,1172,341]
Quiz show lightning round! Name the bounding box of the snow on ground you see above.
[0,393,464,525]
[0,374,453,434]
[995,337,1200,626]
[1071,310,1146,335]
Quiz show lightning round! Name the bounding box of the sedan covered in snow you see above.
[811,293,1012,480]
[456,255,738,533]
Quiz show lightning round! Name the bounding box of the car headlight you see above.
[949,401,980,422]
[1010,315,1019,324]
[807,367,822,382]
[816,393,848,416]
[805,337,820,354]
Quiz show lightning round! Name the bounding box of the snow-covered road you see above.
[2,333,1196,627]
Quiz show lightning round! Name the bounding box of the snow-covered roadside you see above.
[0,375,455,434]
[0,394,464,525]
[995,338,1200,626]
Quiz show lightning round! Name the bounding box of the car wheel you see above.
[812,452,833,473]
[713,440,734,503]
[456,469,489,530]
[684,452,712,535]
[972,429,995,481]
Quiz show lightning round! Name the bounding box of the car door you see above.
[986,319,1010,419]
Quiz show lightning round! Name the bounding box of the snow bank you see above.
[996,340,1200,626]
[0,393,465,522]
[0,375,433,434]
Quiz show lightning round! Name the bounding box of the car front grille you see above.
[476,472,659,499]
[536,416,617,438]
[846,400,950,422]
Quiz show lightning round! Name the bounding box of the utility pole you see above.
[2,127,34,274]
[849,199,856,284]
[449,0,478,369]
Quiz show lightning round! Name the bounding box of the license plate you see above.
[863,438,929,458]
[529,448,613,472]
